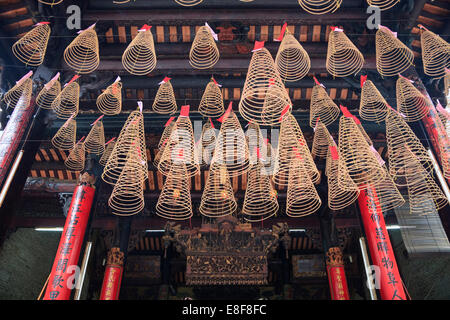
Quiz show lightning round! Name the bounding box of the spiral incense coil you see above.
[198,120,217,166]
[326,30,364,78]
[97,81,122,115]
[51,117,76,151]
[84,121,105,155]
[311,121,331,159]
[158,116,200,177]
[122,29,157,75]
[239,47,291,126]
[246,122,268,164]
[12,23,50,66]
[152,80,177,114]
[99,141,116,166]
[36,78,61,110]
[396,76,432,122]
[275,30,311,82]
[298,0,342,15]
[242,163,279,222]
[65,141,85,171]
[376,27,414,77]
[51,81,80,119]
[359,79,389,122]
[189,26,219,69]
[371,166,405,212]
[156,163,193,220]
[211,112,250,177]
[2,78,32,109]
[338,116,386,189]
[64,27,99,74]
[199,163,237,218]
[310,84,340,127]
[273,113,320,186]
[38,0,63,5]
[367,0,400,10]
[286,157,321,217]
[198,80,224,117]
[420,29,450,79]
[102,111,148,185]
[174,0,203,6]
[386,109,433,186]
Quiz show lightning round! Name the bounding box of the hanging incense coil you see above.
[12,23,51,66]
[122,28,157,75]
[366,0,400,10]
[189,26,219,69]
[274,113,320,186]
[65,141,85,171]
[298,0,341,14]
[152,80,177,114]
[198,120,217,166]
[174,0,203,6]
[36,77,61,110]
[326,30,364,78]
[275,30,311,82]
[239,47,291,126]
[242,163,279,222]
[310,84,340,127]
[338,116,386,189]
[198,79,224,117]
[396,76,432,122]
[64,27,99,74]
[420,29,450,79]
[311,121,331,159]
[2,77,32,109]
[156,163,193,220]
[102,111,148,185]
[211,112,250,177]
[286,157,321,217]
[154,121,176,167]
[246,122,268,164]
[371,166,405,212]
[199,163,237,218]
[51,81,80,119]
[158,116,200,177]
[359,79,389,122]
[376,27,414,77]
[97,81,122,115]
[99,141,116,166]
[51,117,76,151]
[38,0,63,5]
[385,109,433,186]
[84,121,105,155]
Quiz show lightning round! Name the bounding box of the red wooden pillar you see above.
[99,247,125,300]
[43,173,96,300]
[357,187,407,300]
[325,247,350,300]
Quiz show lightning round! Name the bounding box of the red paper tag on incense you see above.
[418,24,429,32]
[159,77,171,85]
[105,137,116,145]
[256,147,261,159]
[330,26,343,32]
[209,118,215,129]
[178,148,184,159]
[165,116,175,127]
[36,22,50,26]
[360,75,367,88]
[139,24,152,32]
[180,105,190,117]
[79,136,85,143]
[340,105,353,118]
[279,105,291,122]
[379,25,397,37]
[212,77,222,87]
[252,41,265,52]
[275,22,288,42]
[66,75,80,86]
[91,114,104,126]
[352,115,361,125]
[292,146,302,160]
[268,78,275,87]
[313,76,325,88]
[217,102,232,123]
[329,146,339,160]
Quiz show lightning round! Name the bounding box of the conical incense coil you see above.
[12,23,50,66]
[65,140,85,171]
[158,116,200,178]
[189,26,219,69]
[246,122,268,165]
[174,0,203,6]
[99,140,116,166]
[310,83,340,127]
[109,148,146,216]
[376,27,414,77]
[298,0,342,15]
[211,112,250,177]
[102,110,148,185]
[386,109,433,186]
[36,75,61,110]
[198,120,217,166]
[199,163,237,218]
[311,121,331,159]
[326,29,364,77]
[152,80,177,114]
[420,29,450,79]
[396,76,432,122]
[51,117,76,151]
[154,120,176,167]
[274,113,319,185]
[371,166,405,213]
[242,163,279,222]
[359,79,388,122]
[338,115,386,189]
[84,119,105,155]
[97,80,122,115]
[51,81,80,119]
[366,0,400,11]
[156,163,193,220]
[286,157,321,217]
[122,27,157,75]
[2,76,32,109]
[198,79,224,117]
[64,26,99,74]
[239,47,291,126]
[275,30,311,82]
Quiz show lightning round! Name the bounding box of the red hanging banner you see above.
[100,248,124,300]
[326,247,350,300]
